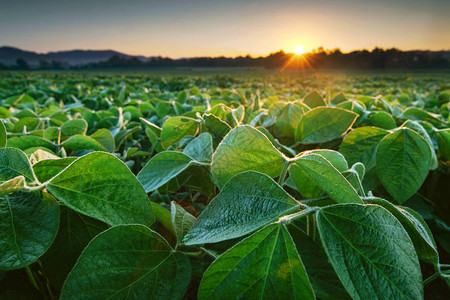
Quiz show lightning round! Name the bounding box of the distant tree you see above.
[15,58,30,70]
[39,60,50,69]
[0,62,8,70]
[51,61,64,69]
[81,48,449,70]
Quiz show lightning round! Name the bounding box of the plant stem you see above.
[25,266,39,291]
[423,272,440,286]
[181,251,203,257]
[306,214,316,241]
[277,207,319,224]
[278,161,290,185]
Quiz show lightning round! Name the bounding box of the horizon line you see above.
[1,45,450,60]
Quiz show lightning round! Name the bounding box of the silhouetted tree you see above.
[15,58,30,70]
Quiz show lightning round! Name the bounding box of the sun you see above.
[293,45,305,55]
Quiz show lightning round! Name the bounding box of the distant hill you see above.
[0,46,148,66]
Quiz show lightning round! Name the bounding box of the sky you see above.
[0,0,449,58]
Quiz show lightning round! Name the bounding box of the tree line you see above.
[1,47,448,70]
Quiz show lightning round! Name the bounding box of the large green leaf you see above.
[61,119,88,138]
[41,206,107,289]
[211,125,285,188]
[292,154,362,204]
[0,148,35,184]
[32,157,77,183]
[364,197,438,265]
[317,204,423,300]
[289,150,348,199]
[376,128,431,203]
[47,152,154,226]
[400,107,444,127]
[161,116,199,149]
[401,120,438,170]
[0,191,59,270]
[303,90,326,108]
[198,224,314,300]
[62,135,107,152]
[288,224,350,300]
[137,151,197,192]
[6,136,54,151]
[203,113,232,141]
[367,111,396,129]
[0,121,6,148]
[90,128,115,152]
[274,102,304,138]
[295,107,357,144]
[183,132,213,162]
[301,150,348,172]
[184,171,301,245]
[61,225,190,300]
[339,126,389,170]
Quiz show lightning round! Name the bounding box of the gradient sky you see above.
[0,0,448,58]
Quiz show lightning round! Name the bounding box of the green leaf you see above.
[171,201,197,244]
[295,107,358,144]
[364,197,438,265]
[184,171,301,245]
[339,126,389,170]
[288,150,348,199]
[47,152,154,226]
[62,135,107,152]
[0,176,26,195]
[437,129,450,161]
[61,119,88,138]
[0,191,59,270]
[292,154,362,204]
[198,224,314,300]
[401,107,444,127]
[211,125,285,188]
[317,204,423,300]
[331,93,347,105]
[376,128,431,203]
[40,206,107,290]
[4,94,36,106]
[301,149,348,172]
[161,116,199,149]
[114,125,142,150]
[303,90,326,108]
[6,136,54,152]
[203,113,232,141]
[28,149,59,165]
[0,121,6,148]
[288,224,350,300]
[13,117,40,133]
[367,111,397,130]
[288,164,322,199]
[0,148,35,184]
[90,128,115,152]
[61,225,191,300]
[32,157,77,183]
[151,202,174,235]
[401,120,438,170]
[137,151,196,193]
[183,132,213,162]
[274,102,305,138]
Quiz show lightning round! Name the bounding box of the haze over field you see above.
[1,0,449,58]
